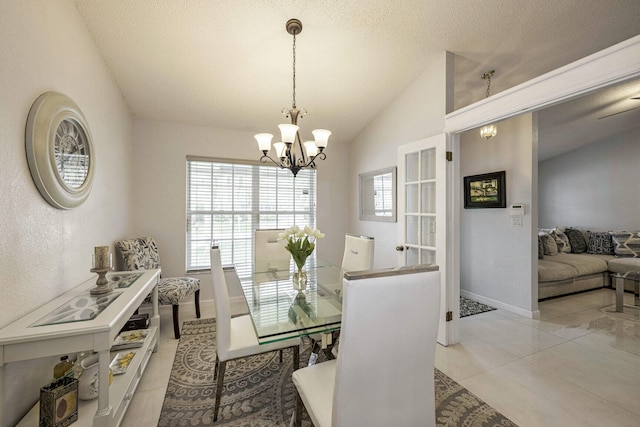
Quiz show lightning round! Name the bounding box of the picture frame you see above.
[463,171,506,209]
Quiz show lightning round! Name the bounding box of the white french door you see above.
[397,134,456,345]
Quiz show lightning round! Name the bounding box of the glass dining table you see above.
[236,257,344,345]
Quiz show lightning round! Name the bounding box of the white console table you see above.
[0,269,161,427]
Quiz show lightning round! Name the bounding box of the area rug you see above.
[460,296,497,318]
[158,318,517,427]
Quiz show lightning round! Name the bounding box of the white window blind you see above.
[186,158,316,277]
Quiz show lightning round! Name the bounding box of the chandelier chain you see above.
[292,32,297,108]
[485,74,491,98]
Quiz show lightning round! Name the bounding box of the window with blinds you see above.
[186,158,316,277]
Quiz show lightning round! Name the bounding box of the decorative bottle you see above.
[53,355,74,379]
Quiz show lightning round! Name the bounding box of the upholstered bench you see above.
[116,237,200,338]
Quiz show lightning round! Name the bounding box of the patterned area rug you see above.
[158,318,517,427]
[460,296,497,318]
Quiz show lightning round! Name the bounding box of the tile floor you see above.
[121,289,640,427]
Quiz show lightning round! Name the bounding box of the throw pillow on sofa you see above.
[539,233,558,256]
[587,231,614,255]
[565,228,587,254]
[538,236,545,259]
[552,229,572,253]
[609,231,640,258]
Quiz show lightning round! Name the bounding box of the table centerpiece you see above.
[279,226,324,290]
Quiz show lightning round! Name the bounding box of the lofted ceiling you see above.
[73,0,640,157]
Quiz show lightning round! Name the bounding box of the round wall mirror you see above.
[25,92,95,209]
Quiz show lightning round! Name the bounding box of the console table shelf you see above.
[0,269,161,427]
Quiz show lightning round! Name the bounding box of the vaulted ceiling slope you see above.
[73,0,640,147]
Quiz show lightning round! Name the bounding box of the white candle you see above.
[95,246,110,269]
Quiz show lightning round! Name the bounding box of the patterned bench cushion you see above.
[117,237,200,306]
[143,276,200,306]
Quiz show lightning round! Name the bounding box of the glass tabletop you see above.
[238,258,344,344]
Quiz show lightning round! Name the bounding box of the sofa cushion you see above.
[540,233,558,256]
[552,229,572,253]
[607,257,640,274]
[550,253,609,276]
[587,232,614,255]
[609,231,640,258]
[538,259,578,282]
[565,228,587,254]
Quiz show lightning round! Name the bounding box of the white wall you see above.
[133,119,350,302]
[459,114,537,315]
[0,1,134,424]
[347,54,449,268]
[539,127,640,230]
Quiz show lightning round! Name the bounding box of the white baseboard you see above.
[461,290,540,319]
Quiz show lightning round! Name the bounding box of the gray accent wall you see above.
[460,114,537,314]
[538,127,640,231]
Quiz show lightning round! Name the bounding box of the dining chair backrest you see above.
[210,245,232,360]
[254,229,290,271]
[341,234,374,272]
[332,265,441,427]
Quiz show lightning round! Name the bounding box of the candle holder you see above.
[89,267,113,295]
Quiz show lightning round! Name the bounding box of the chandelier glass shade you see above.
[480,70,497,140]
[480,123,497,139]
[255,19,331,176]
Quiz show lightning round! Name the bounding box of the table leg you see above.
[616,276,624,312]
[635,280,639,307]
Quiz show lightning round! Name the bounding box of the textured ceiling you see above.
[73,0,640,155]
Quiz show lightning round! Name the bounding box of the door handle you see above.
[395,245,407,252]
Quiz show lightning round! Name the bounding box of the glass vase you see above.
[292,268,308,291]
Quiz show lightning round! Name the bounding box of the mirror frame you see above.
[359,166,397,222]
[25,91,95,209]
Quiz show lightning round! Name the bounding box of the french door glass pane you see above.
[421,249,436,264]
[406,216,419,245]
[406,247,419,265]
[421,216,436,247]
[421,182,436,214]
[420,148,436,180]
[405,152,419,182]
[406,183,419,213]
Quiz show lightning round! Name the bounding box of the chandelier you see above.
[255,19,331,177]
[479,70,497,140]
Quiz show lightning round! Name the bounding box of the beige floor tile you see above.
[524,340,640,415]
[435,332,518,382]
[460,310,567,358]
[460,359,640,427]
[573,322,640,360]
[120,385,166,427]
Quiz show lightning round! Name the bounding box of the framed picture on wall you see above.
[463,171,506,209]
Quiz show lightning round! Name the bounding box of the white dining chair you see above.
[210,244,300,422]
[292,264,441,427]
[305,234,374,361]
[341,234,374,272]
[254,228,290,272]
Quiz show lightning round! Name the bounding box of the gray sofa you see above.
[538,229,640,300]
